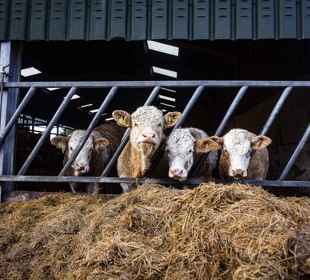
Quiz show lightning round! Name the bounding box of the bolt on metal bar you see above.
[59,87,118,176]
[260,86,293,136]
[101,86,161,177]
[0,87,36,146]
[174,86,205,129]
[279,124,310,180]
[215,86,248,136]
[17,87,78,175]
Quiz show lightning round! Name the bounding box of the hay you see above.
[1,183,310,280]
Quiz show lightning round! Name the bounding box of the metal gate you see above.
[0,80,310,200]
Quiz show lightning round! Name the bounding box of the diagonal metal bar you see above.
[215,86,248,136]
[17,87,78,175]
[279,124,310,180]
[59,87,118,176]
[174,86,205,129]
[0,87,36,146]
[101,86,161,177]
[260,86,293,136]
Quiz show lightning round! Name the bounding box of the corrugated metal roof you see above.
[0,0,310,41]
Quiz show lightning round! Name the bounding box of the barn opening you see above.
[9,39,309,194]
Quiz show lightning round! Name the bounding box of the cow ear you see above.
[164,111,182,129]
[94,137,110,152]
[196,138,222,153]
[112,110,131,127]
[251,135,272,150]
[50,136,68,153]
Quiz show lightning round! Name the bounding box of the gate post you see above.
[0,41,23,201]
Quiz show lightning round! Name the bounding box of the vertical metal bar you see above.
[279,124,310,180]
[174,86,205,129]
[101,86,161,177]
[260,86,292,136]
[0,42,23,201]
[215,86,248,136]
[17,87,78,175]
[59,87,118,176]
[0,87,36,146]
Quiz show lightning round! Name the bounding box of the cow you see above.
[51,121,124,194]
[205,129,272,180]
[112,106,181,192]
[166,128,219,181]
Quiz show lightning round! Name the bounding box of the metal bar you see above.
[17,87,78,175]
[279,124,310,180]
[4,81,310,88]
[174,86,205,129]
[59,87,118,176]
[260,87,293,135]
[0,87,36,146]
[100,86,161,177]
[215,86,248,136]
[0,175,309,188]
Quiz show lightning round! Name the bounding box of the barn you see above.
[0,0,310,200]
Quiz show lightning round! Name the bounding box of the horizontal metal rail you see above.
[0,175,308,188]
[4,80,310,88]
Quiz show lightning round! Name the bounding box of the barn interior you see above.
[15,40,310,192]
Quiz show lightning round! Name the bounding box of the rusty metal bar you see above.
[279,124,310,180]
[100,86,161,177]
[59,87,118,176]
[260,86,293,136]
[17,87,78,175]
[0,87,36,146]
[215,86,248,136]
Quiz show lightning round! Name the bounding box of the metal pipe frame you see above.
[260,87,293,136]
[101,86,161,177]
[59,87,118,176]
[0,87,36,145]
[279,124,310,180]
[4,80,310,88]
[17,87,78,175]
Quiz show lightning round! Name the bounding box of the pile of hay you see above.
[1,183,310,280]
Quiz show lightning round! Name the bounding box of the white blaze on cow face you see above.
[209,129,272,178]
[166,129,195,181]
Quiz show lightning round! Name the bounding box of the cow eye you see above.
[133,123,138,127]
[188,149,193,153]
[158,123,162,127]
[246,151,251,158]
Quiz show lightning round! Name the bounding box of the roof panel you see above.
[0,0,309,41]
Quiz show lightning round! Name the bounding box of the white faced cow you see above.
[112,106,181,192]
[207,129,272,180]
[51,121,124,194]
[166,128,218,181]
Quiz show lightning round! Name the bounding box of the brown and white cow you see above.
[207,129,272,180]
[51,121,124,194]
[112,106,181,192]
[166,128,218,181]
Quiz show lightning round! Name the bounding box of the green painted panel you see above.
[215,0,231,39]
[131,0,147,40]
[9,0,28,40]
[151,0,168,39]
[29,0,47,40]
[279,0,297,39]
[172,0,189,39]
[236,0,252,39]
[257,0,275,39]
[193,0,210,39]
[49,0,67,40]
[68,0,87,40]
[0,0,10,40]
[89,0,107,40]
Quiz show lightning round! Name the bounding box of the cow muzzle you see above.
[73,164,90,176]
[169,168,187,181]
[138,130,158,145]
[231,169,247,178]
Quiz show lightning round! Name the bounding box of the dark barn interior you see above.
[15,40,310,193]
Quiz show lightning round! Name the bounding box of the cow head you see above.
[208,129,272,178]
[51,130,110,176]
[113,106,181,174]
[166,128,219,181]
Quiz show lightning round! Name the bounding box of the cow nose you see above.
[77,164,88,173]
[232,169,247,178]
[142,132,156,139]
[169,168,184,177]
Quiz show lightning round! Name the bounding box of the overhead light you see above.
[152,66,177,78]
[147,41,179,56]
[47,88,60,91]
[161,109,167,112]
[21,67,42,77]
[161,87,176,93]
[80,103,93,109]
[89,109,99,113]
[160,102,176,108]
[105,117,114,121]
[159,95,176,102]
[71,94,80,100]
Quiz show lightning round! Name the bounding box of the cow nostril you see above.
[151,134,155,138]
